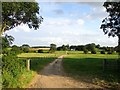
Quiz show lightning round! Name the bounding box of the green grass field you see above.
[62,53,120,89]
[30,57,55,72]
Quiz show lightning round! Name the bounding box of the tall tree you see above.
[21,44,30,48]
[49,44,57,53]
[1,2,43,36]
[100,1,120,56]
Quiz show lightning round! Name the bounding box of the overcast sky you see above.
[5,1,118,47]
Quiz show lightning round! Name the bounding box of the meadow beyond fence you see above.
[62,53,120,89]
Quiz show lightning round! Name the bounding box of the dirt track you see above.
[28,55,102,88]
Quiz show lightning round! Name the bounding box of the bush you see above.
[2,48,11,55]
[91,50,96,54]
[101,50,105,54]
[38,49,43,53]
[107,51,113,54]
[11,46,23,55]
[83,49,88,54]
[49,49,55,53]
[2,54,26,88]
[22,48,29,53]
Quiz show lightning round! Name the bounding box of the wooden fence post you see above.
[66,51,68,54]
[26,59,30,71]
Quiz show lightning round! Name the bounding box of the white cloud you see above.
[75,2,108,21]
[78,33,118,46]
[77,19,84,25]
[8,23,32,33]
[83,7,108,21]
[78,2,104,7]
[42,17,84,27]
[16,31,117,47]
[44,18,72,26]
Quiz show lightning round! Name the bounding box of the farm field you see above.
[18,51,66,58]
[18,51,120,88]
[67,51,118,59]
[18,52,66,72]
[62,53,120,89]
[2,50,120,88]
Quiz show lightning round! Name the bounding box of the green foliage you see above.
[2,48,11,55]
[2,54,26,88]
[96,44,100,49]
[100,1,120,56]
[2,51,59,88]
[38,49,43,53]
[2,2,43,32]
[22,47,29,53]
[65,44,70,51]
[101,50,105,54]
[100,1,120,37]
[83,47,88,54]
[49,43,56,53]
[20,44,30,53]
[1,35,14,48]
[1,2,44,88]
[86,43,95,51]
[49,49,55,53]
[11,45,23,55]
[61,44,69,51]
[107,51,113,54]
[91,49,97,54]
[57,44,70,51]
[2,36,9,48]
[107,47,114,54]
[30,57,55,72]
[21,44,30,48]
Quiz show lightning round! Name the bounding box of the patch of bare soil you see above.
[28,55,103,89]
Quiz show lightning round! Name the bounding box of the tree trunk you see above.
[0,22,6,36]
[118,35,120,71]
[118,35,120,59]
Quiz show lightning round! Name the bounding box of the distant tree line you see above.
[2,41,118,55]
[57,43,118,54]
[32,46,50,48]
[57,44,70,51]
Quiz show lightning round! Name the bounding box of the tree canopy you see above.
[2,35,14,48]
[1,2,43,36]
[100,1,120,37]
[49,44,57,53]
[100,0,120,55]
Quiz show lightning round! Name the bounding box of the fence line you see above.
[103,59,120,71]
